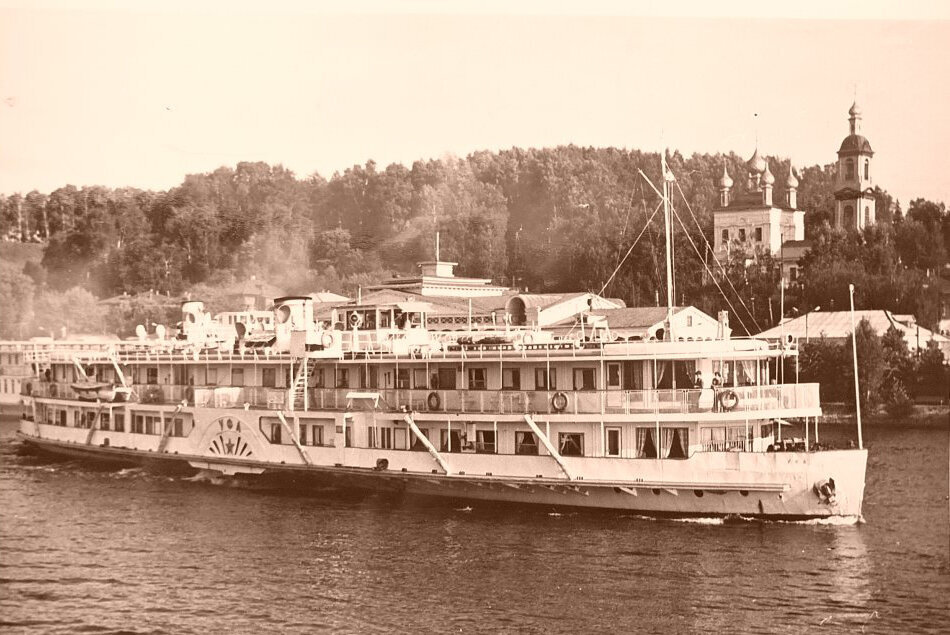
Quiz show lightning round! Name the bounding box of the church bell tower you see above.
[833,101,876,230]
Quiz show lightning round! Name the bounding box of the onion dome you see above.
[719,164,733,188]
[761,161,775,186]
[746,148,766,174]
[849,100,862,117]
[786,164,799,188]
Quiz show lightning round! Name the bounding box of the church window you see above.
[864,159,869,180]
[865,206,871,226]
[845,159,854,180]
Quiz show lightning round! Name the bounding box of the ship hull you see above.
[17,425,867,520]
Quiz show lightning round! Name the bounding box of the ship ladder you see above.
[276,411,313,465]
[84,403,106,445]
[289,358,314,411]
[156,402,185,454]
[523,414,573,480]
[403,414,450,475]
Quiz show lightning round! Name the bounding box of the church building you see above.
[833,101,876,230]
[712,148,805,272]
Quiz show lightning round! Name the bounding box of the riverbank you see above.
[819,403,949,427]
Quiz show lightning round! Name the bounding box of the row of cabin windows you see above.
[721,227,763,245]
[309,367,602,391]
[262,424,688,459]
[39,408,187,437]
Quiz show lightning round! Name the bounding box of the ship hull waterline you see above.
[16,428,867,520]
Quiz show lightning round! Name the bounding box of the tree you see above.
[916,340,947,397]
[0,262,35,339]
[846,318,885,411]
[880,326,915,415]
[33,287,108,337]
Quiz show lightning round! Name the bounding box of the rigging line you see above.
[668,203,754,336]
[672,178,761,332]
[597,199,664,298]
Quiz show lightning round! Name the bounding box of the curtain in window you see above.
[655,361,670,389]
[660,428,676,458]
[636,428,654,458]
[674,429,689,457]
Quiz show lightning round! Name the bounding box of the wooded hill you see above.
[1,146,948,339]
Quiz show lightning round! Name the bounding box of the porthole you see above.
[652,488,661,496]
[694,490,704,497]
[739,490,749,497]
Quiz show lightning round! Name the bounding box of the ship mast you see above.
[662,152,675,341]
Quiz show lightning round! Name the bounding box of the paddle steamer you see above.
[15,161,868,518]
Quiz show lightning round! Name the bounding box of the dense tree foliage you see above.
[1,147,948,339]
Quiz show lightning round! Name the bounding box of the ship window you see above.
[440,429,464,453]
[535,368,556,390]
[396,369,410,389]
[413,368,427,389]
[606,427,621,457]
[515,431,539,455]
[312,425,324,446]
[476,430,496,454]
[437,368,457,389]
[147,368,158,385]
[59,410,67,426]
[262,368,276,388]
[379,427,393,449]
[99,412,110,430]
[367,427,376,448]
[468,368,487,390]
[231,368,244,386]
[664,428,689,459]
[635,427,658,458]
[207,368,218,385]
[410,427,429,451]
[335,368,349,389]
[607,363,621,388]
[502,368,521,390]
[133,415,144,434]
[558,432,584,457]
[573,368,595,390]
[173,418,183,437]
[114,413,124,432]
[312,368,324,388]
[271,423,282,444]
[298,424,307,446]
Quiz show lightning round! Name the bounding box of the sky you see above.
[2,1,949,207]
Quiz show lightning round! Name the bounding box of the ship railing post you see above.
[276,410,312,465]
[523,414,572,480]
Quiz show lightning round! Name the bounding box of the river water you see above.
[1,415,947,634]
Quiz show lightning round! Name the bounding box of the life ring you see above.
[348,313,363,328]
[551,391,568,412]
[374,458,389,471]
[321,331,337,348]
[718,389,739,411]
[427,391,441,411]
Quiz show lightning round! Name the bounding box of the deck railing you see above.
[31,380,819,416]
